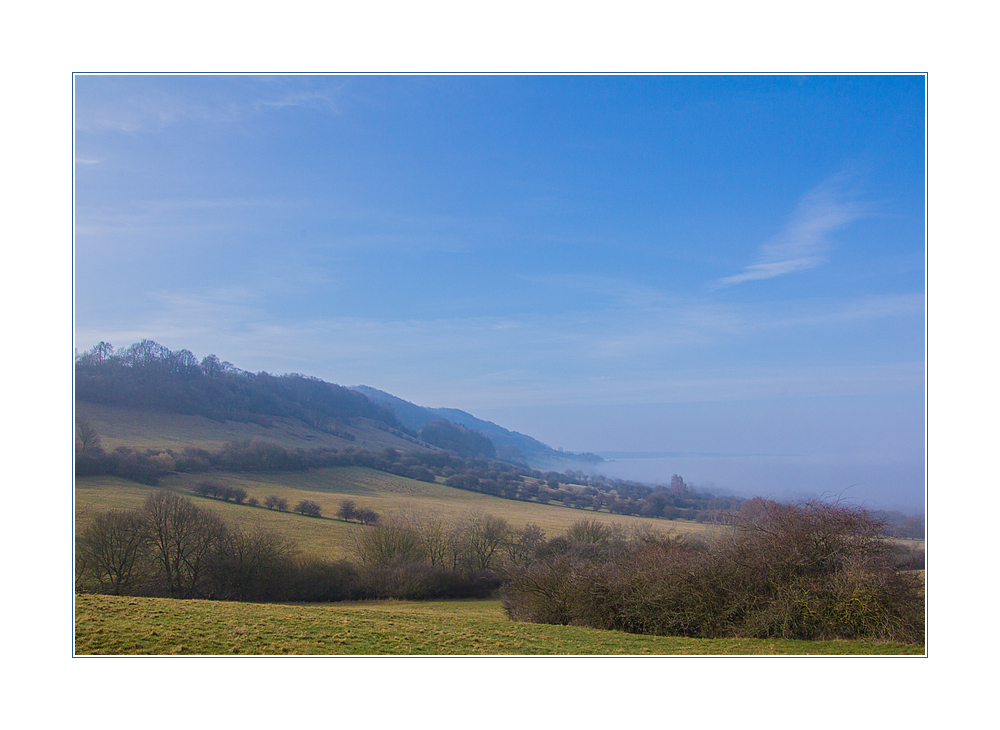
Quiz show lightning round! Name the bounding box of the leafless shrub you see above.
[207,522,297,601]
[353,514,428,566]
[565,518,614,544]
[456,513,511,572]
[503,524,546,569]
[503,498,924,644]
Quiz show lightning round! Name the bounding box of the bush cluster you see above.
[501,500,924,644]
[194,480,248,503]
[336,499,380,525]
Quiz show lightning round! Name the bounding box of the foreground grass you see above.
[75,594,924,656]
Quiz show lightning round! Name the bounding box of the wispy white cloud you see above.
[716,172,867,287]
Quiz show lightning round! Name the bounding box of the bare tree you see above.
[75,420,103,455]
[76,508,150,594]
[295,499,322,517]
[337,499,358,522]
[416,516,449,568]
[143,490,227,597]
[353,514,426,565]
[460,513,511,571]
[357,508,380,525]
[504,523,546,568]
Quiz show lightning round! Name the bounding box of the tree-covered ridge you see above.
[75,340,405,433]
[418,419,497,459]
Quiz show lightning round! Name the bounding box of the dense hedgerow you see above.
[501,500,924,644]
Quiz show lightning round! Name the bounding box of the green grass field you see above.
[74,594,923,655]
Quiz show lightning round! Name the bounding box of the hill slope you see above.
[75,339,599,468]
[350,385,601,467]
[73,401,427,454]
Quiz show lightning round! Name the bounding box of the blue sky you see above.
[74,74,925,510]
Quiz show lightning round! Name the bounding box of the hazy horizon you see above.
[74,74,925,513]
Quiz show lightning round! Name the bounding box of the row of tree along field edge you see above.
[77,490,925,645]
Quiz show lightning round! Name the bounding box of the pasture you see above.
[74,594,924,655]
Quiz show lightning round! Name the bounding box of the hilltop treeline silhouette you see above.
[75,340,406,434]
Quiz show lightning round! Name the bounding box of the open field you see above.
[76,467,716,560]
[74,594,924,655]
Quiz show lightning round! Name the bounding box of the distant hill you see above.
[75,340,408,436]
[350,385,602,467]
[74,339,599,467]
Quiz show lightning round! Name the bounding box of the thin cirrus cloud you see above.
[716,173,867,288]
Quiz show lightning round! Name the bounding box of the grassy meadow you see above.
[75,594,923,656]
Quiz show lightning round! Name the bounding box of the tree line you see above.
[77,492,924,643]
[76,491,505,602]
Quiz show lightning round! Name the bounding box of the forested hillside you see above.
[75,340,407,436]
[75,340,599,468]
